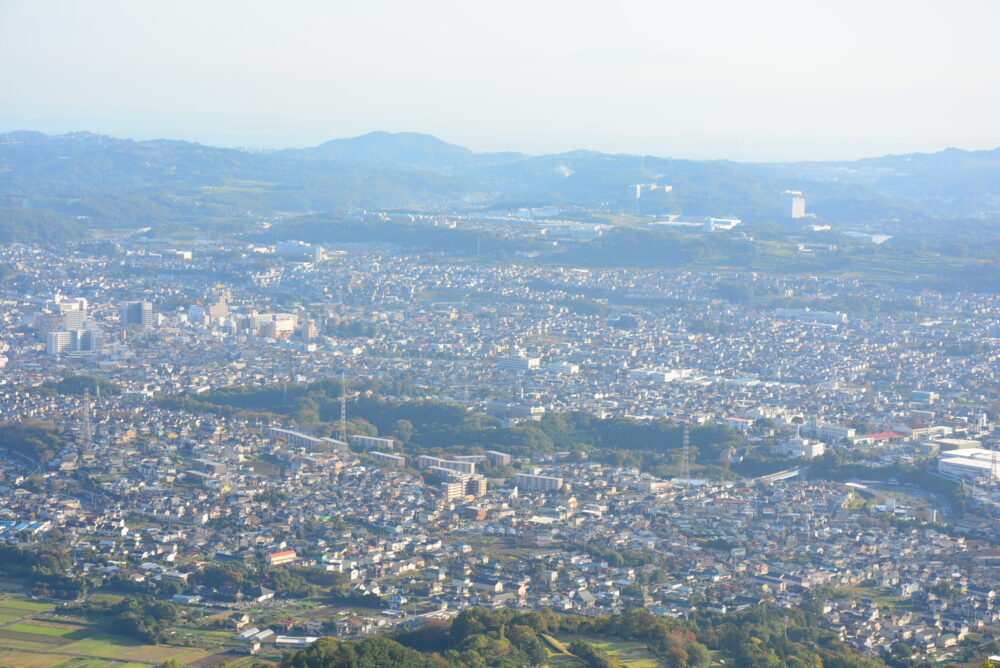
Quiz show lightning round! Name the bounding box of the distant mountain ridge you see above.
[0,129,997,232]
[0,130,479,229]
[275,130,525,173]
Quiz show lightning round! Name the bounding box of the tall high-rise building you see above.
[122,301,154,328]
[46,331,73,356]
[63,309,88,330]
[77,329,102,353]
[46,330,102,357]
[786,192,807,219]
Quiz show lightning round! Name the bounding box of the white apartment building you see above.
[514,473,564,493]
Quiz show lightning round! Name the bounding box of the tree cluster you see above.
[0,544,87,600]
[0,420,67,465]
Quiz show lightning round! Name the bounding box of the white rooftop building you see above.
[938,448,1000,482]
[780,437,825,459]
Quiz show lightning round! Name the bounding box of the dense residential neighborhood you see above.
[0,233,997,666]
[2,0,998,664]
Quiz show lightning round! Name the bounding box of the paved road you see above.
[5,449,40,475]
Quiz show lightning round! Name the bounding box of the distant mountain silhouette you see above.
[276,131,524,173]
[0,131,478,228]
[1,130,997,230]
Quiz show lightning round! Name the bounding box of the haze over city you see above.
[2,0,998,160]
[1,2,1000,668]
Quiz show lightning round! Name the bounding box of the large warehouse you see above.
[938,448,1000,482]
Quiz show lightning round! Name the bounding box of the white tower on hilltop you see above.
[785,190,807,219]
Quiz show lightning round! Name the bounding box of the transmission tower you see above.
[679,422,691,481]
[80,389,94,453]
[992,447,999,489]
[340,371,348,442]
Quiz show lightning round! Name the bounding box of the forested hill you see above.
[0,130,476,228]
[2,130,998,233]
[278,606,888,668]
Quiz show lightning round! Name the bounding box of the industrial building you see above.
[937,448,1000,482]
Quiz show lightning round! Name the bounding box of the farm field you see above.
[540,634,585,668]
[0,596,237,668]
[554,635,663,668]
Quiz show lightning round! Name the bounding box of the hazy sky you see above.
[1,0,998,161]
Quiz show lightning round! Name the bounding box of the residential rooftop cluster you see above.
[0,238,998,663]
